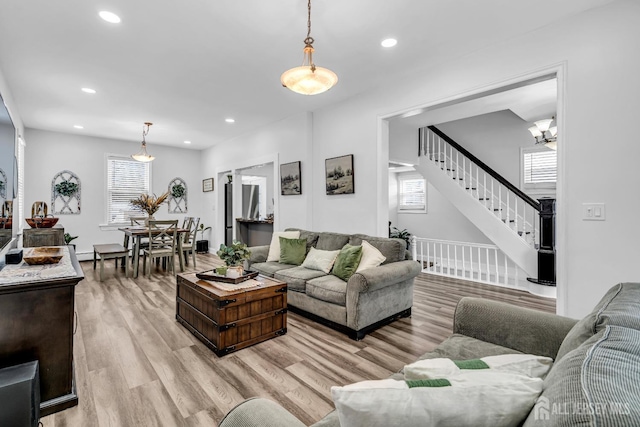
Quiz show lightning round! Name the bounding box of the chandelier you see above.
[131,122,155,162]
[528,117,557,150]
[280,0,337,95]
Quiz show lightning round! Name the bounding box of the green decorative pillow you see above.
[279,237,308,265]
[332,244,363,281]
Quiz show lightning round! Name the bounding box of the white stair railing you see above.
[412,236,525,287]
[419,126,540,249]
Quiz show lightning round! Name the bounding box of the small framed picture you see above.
[325,154,354,195]
[280,161,302,195]
[202,178,214,192]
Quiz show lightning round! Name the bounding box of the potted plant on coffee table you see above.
[216,240,251,278]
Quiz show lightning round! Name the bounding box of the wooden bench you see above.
[93,244,129,282]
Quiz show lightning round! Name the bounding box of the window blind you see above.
[523,150,557,184]
[399,178,426,211]
[106,155,150,225]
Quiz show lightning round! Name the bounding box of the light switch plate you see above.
[583,203,606,221]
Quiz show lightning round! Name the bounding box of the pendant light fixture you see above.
[280,0,337,95]
[132,122,155,162]
[528,117,557,150]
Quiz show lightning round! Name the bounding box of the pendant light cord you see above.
[304,0,314,47]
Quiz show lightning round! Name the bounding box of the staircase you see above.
[416,126,540,276]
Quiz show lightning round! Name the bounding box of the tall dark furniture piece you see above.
[528,198,556,286]
[224,183,233,245]
[0,249,84,416]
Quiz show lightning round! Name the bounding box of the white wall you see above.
[309,0,640,317]
[392,171,492,244]
[24,129,203,258]
[200,112,312,250]
[437,110,535,189]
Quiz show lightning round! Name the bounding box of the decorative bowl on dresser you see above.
[176,272,287,356]
[25,217,59,228]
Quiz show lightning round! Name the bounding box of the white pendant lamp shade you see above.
[528,117,558,150]
[281,64,338,95]
[131,144,154,162]
[132,122,155,162]
[281,0,337,95]
[534,118,553,132]
[528,126,543,138]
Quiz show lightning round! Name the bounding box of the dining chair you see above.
[142,220,178,278]
[181,216,193,230]
[126,216,150,268]
[182,216,200,268]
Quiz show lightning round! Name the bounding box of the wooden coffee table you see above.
[176,273,287,356]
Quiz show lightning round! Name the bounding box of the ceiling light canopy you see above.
[132,122,155,162]
[528,117,557,150]
[99,11,121,24]
[281,0,337,95]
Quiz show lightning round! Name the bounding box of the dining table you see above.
[118,226,190,278]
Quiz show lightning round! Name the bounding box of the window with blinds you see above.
[523,148,557,186]
[106,155,151,225]
[398,177,427,212]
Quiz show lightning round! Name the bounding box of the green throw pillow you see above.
[279,237,308,265]
[332,244,363,281]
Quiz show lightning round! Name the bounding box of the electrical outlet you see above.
[583,203,605,221]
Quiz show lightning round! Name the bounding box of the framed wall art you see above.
[325,154,354,195]
[202,177,214,192]
[280,161,301,195]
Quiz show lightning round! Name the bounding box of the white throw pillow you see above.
[266,231,300,262]
[403,354,553,381]
[332,371,543,427]
[301,247,340,274]
[355,240,386,272]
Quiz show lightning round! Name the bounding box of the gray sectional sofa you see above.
[220,282,640,426]
[247,228,421,340]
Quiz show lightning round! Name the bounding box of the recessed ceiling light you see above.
[81,87,96,94]
[99,11,121,24]
[225,118,235,123]
[73,125,84,129]
[381,38,398,48]
[183,140,191,144]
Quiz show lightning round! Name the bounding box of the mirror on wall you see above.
[0,93,16,251]
[237,163,274,220]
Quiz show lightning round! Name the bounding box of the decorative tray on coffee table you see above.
[196,270,259,284]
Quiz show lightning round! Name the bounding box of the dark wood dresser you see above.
[176,273,287,356]
[0,247,83,416]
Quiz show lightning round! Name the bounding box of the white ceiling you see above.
[0,0,613,150]
[395,78,558,130]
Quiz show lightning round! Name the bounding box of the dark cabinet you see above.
[0,248,83,416]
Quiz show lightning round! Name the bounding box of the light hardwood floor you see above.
[41,253,555,427]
